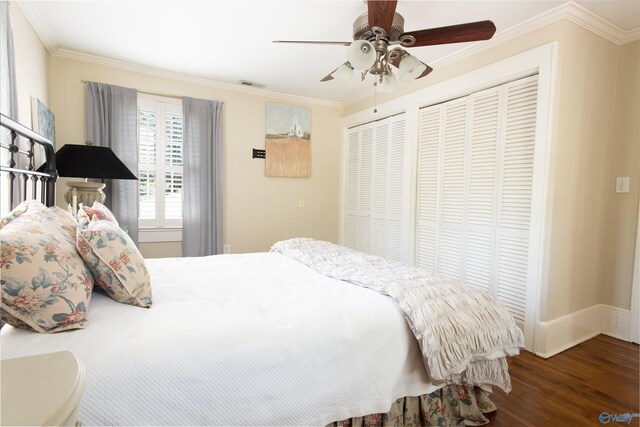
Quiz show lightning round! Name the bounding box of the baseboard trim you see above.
[535,304,630,358]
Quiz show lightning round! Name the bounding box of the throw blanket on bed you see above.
[271,238,524,392]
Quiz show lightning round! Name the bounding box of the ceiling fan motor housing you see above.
[353,12,405,41]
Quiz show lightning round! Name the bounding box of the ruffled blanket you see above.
[271,238,524,392]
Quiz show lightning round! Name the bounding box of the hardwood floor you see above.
[487,334,639,426]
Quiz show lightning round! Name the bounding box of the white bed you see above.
[1,252,439,426]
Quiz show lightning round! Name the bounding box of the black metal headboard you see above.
[0,113,57,208]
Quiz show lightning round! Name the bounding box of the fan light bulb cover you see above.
[347,40,376,71]
[379,73,398,93]
[398,54,427,83]
[334,63,356,87]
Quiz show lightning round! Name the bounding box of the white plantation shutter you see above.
[138,109,157,222]
[415,74,539,328]
[164,112,183,220]
[343,113,408,261]
[137,95,184,228]
[164,113,183,166]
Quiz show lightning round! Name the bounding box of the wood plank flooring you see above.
[487,334,639,426]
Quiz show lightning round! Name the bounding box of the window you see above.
[137,94,183,230]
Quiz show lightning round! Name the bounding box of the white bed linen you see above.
[1,253,437,426]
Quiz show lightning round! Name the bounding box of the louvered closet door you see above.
[415,75,539,327]
[357,126,374,253]
[343,114,407,261]
[370,120,389,257]
[344,129,359,249]
[439,100,466,279]
[495,77,539,324]
[466,89,500,292]
[416,107,440,272]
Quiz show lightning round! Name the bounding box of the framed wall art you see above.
[31,97,55,168]
[31,97,55,146]
[265,102,310,178]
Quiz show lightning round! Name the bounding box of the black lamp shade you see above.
[40,144,137,180]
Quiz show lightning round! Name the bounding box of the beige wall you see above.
[345,20,636,319]
[48,56,342,258]
[10,4,48,128]
[543,22,619,320]
[602,41,640,310]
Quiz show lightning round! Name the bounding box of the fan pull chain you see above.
[373,81,379,114]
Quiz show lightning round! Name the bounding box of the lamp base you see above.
[64,181,106,208]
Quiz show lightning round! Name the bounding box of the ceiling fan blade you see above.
[417,65,434,79]
[273,40,351,46]
[401,20,496,47]
[321,67,338,82]
[321,62,355,82]
[368,0,398,35]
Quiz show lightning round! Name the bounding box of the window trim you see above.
[138,227,182,243]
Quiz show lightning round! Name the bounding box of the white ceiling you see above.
[23,0,640,103]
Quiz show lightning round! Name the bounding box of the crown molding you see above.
[432,2,636,70]
[342,87,376,107]
[562,2,639,45]
[15,1,58,54]
[621,28,640,44]
[52,49,341,108]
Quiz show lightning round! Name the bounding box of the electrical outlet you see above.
[298,198,305,208]
[223,244,230,254]
[616,177,629,193]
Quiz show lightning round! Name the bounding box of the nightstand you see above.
[1,351,86,426]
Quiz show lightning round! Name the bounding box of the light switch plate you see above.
[616,177,629,193]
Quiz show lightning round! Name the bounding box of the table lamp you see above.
[44,142,137,210]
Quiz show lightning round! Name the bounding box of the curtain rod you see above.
[81,80,183,100]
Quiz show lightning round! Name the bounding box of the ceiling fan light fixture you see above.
[347,40,376,71]
[398,54,427,83]
[378,73,398,93]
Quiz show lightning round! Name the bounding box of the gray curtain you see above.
[182,97,223,256]
[0,1,17,120]
[0,1,18,215]
[85,82,139,243]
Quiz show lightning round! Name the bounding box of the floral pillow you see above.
[78,201,119,225]
[0,200,94,333]
[76,215,152,308]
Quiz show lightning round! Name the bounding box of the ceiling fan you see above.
[274,0,496,91]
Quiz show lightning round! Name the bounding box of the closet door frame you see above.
[340,42,558,352]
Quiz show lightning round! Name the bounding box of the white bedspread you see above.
[271,238,524,392]
[1,253,437,426]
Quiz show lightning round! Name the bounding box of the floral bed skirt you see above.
[328,385,496,427]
